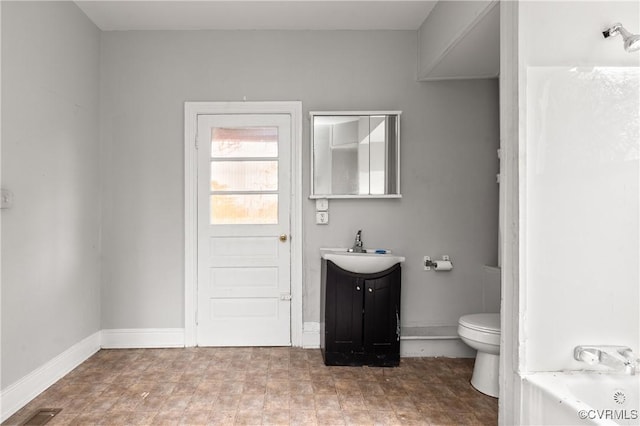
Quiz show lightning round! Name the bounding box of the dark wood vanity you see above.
[320,258,401,367]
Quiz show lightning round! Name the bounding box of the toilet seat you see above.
[459,313,500,334]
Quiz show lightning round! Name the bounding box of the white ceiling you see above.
[75,1,438,31]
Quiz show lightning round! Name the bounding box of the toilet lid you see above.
[459,313,500,334]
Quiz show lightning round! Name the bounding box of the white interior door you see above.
[197,114,291,346]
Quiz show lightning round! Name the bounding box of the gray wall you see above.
[1,2,101,388]
[100,30,499,329]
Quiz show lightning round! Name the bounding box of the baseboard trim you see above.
[400,338,475,357]
[100,328,185,349]
[0,331,101,423]
[400,325,475,357]
[302,322,474,357]
[302,322,320,348]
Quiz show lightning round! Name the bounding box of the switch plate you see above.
[316,198,329,211]
[316,211,329,225]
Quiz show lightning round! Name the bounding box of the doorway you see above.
[184,102,303,347]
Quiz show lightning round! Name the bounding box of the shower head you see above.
[603,23,640,53]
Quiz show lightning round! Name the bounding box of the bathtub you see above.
[522,372,640,425]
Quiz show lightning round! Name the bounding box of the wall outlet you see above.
[442,255,450,261]
[316,211,329,225]
[423,256,431,271]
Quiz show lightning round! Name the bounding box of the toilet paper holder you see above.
[424,255,453,271]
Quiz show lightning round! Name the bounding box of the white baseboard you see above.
[400,338,476,357]
[302,322,474,357]
[0,331,101,423]
[101,328,185,349]
[400,325,475,357]
[302,322,320,348]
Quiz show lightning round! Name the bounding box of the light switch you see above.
[316,211,329,225]
[315,198,329,211]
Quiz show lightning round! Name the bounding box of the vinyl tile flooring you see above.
[4,347,497,426]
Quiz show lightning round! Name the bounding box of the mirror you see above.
[310,111,401,198]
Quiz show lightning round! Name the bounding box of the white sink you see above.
[321,249,405,274]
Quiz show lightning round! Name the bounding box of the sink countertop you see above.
[321,248,405,274]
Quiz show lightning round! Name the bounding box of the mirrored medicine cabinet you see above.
[310,111,401,199]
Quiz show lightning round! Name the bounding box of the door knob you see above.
[279,234,288,242]
[368,288,373,293]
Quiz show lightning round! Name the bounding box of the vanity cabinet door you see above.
[323,262,364,365]
[363,266,401,366]
[322,260,401,367]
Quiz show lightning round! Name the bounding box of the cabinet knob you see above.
[368,288,373,293]
[356,286,361,291]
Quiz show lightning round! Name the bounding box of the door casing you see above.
[184,101,303,347]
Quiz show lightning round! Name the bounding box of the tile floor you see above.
[4,347,497,425]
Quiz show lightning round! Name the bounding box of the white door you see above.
[197,114,291,346]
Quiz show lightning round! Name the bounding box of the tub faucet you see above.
[574,345,640,375]
[348,230,364,253]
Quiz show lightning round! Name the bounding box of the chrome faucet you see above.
[348,230,364,253]
[574,345,640,375]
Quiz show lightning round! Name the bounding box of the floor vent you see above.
[22,409,62,426]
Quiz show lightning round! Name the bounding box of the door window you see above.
[209,127,279,224]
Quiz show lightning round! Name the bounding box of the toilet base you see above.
[470,351,499,398]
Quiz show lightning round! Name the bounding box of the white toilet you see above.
[458,313,500,398]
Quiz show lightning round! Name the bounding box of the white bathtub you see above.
[522,372,640,425]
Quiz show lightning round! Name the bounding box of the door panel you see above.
[364,267,401,359]
[210,267,278,289]
[197,114,291,347]
[209,236,280,264]
[210,299,279,319]
[325,262,363,356]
